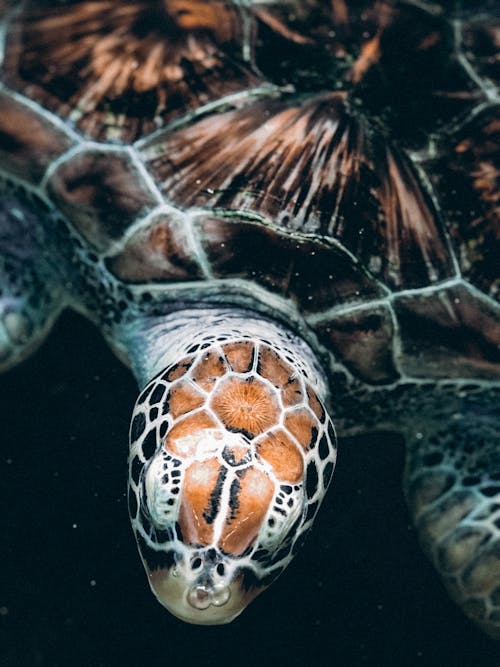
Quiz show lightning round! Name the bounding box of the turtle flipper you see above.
[404,388,500,637]
[0,195,63,372]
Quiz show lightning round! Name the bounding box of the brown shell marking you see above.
[178,457,221,547]
[429,108,500,300]
[394,283,500,380]
[4,0,262,142]
[315,304,400,385]
[46,148,159,252]
[191,215,384,312]
[165,380,205,420]
[219,467,275,556]
[306,386,325,422]
[178,457,275,556]
[255,429,304,484]
[164,0,241,43]
[0,90,75,183]
[257,344,305,406]
[164,356,194,382]
[142,93,455,291]
[257,345,293,387]
[106,213,205,283]
[284,408,319,451]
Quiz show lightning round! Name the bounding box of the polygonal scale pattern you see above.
[129,337,335,561]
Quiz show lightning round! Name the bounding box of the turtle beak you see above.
[145,566,260,625]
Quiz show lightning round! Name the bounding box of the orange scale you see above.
[165,356,194,382]
[178,458,222,547]
[211,376,280,437]
[166,379,205,420]
[223,443,252,466]
[219,466,275,556]
[222,341,255,373]
[281,376,304,407]
[257,345,294,387]
[191,348,228,390]
[164,410,218,458]
[306,385,325,421]
[255,429,304,483]
[284,408,319,451]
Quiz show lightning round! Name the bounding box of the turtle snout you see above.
[146,564,253,625]
[187,578,231,611]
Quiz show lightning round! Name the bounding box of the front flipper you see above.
[0,194,63,371]
[404,388,500,637]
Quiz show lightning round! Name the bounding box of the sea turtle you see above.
[0,0,499,635]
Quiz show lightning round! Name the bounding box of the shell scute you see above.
[0,89,75,183]
[3,0,261,143]
[462,16,500,90]
[314,304,399,385]
[255,428,304,484]
[46,147,159,252]
[426,107,500,301]
[141,92,455,293]
[105,211,204,283]
[192,214,383,311]
[393,283,500,380]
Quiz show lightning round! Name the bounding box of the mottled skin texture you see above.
[0,0,499,634]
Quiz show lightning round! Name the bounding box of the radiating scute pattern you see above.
[141,93,455,292]
[2,0,263,143]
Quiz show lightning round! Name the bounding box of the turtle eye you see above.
[143,448,182,530]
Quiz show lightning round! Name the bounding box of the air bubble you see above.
[188,585,211,610]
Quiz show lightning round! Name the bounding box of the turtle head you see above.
[127,334,336,624]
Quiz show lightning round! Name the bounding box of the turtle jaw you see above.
[144,565,260,625]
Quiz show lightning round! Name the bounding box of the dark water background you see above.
[2,311,500,666]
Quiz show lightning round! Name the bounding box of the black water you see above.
[2,311,499,666]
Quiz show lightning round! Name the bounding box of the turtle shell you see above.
[0,0,498,388]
